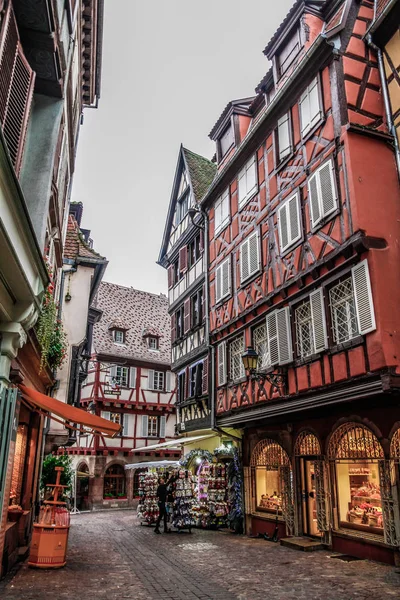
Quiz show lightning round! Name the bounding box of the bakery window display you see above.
[336,461,384,535]
[255,467,283,514]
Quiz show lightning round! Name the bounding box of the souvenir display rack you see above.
[28,467,71,568]
[137,471,159,526]
[172,469,196,532]
[193,461,229,528]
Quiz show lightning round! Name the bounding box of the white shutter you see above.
[165,371,172,392]
[288,194,301,245]
[266,312,279,366]
[246,156,257,196]
[217,342,227,386]
[222,189,230,226]
[215,264,222,303]
[300,88,311,136]
[159,415,166,438]
[122,414,130,437]
[101,411,111,420]
[308,172,320,227]
[351,259,376,335]
[278,113,291,161]
[309,77,321,128]
[248,231,260,277]
[148,370,154,391]
[141,415,149,437]
[222,257,231,298]
[319,160,337,217]
[240,238,250,282]
[238,166,247,207]
[109,365,117,385]
[278,203,289,252]
[215,197,222,233]
[129,367,137,389]
[277,307,293,365]
[310,288,327,353]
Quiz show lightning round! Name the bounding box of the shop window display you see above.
[251,440,290,515]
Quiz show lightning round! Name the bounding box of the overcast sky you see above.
[72,0,294,295]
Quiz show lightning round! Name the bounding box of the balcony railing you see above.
[169,256,204,304]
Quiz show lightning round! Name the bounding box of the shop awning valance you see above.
[19,384,120,438]
[124,460,180,470]
[132,433,216,452]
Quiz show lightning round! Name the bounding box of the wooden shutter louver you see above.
[171,313,176,343]
[310,288,327,353]
[165,371,172,393]
[308,160,338,227]
[217,342,227,386]
[202,357,208,394]
[129,367,137,389]
[266,308,293,365]
[240,239,250,282]
[167,265,174,289]
[240,232,260,283]
[351,259,376,335]
[222,257,230,298]
[279,194,301,253]
[141,415,149,437]
[148,370,154,391]
[183,297,191,333]
[0,4,35,176]
[159,416,166,438]
[179,246,188,273]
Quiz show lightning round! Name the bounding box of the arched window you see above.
[250,439,290,515]
[104,464,126,499]
[390,428,400,460]
[294,432,321,456]
[328,423,384,535]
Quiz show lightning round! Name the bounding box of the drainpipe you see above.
[366,34,400,180]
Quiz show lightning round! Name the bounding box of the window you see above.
[215,257,231,303]
[101,411,124,436]
[110,366,129,388]
[103,465,125,499]
[175,191,190,225]
[217,342,227,386]
[176,305,185,339]
[229,336,245,381]
[278,193,302,253]
[238,156,257,209]
[308,159,338,228]
[253,324,270,369]
[148,415,158,437]
[149,371,164,391]
[188,234,201,268]
[294,288,328,357]
[113,330,125,344]
[214,188,230,235]
[219,124,234,158]
[278,29,300,76]
[266,307,293,366]
[191,288,203,328]
[329,261,376,344]
[299,77,322,137]
[251,439,291,515]
[178,370,186,404]
[189,362,204,397]
[276,112,292,163]
[240,231,260,283]
[148,337,159,350]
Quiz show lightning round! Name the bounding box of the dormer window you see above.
[219,124,234,159]
[278,29,300,77]
[113,330,125,344]
[148,337,159,350]
[175,191,190,225]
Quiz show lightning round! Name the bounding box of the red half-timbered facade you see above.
[66,282,178,510]
[202,0,400,563]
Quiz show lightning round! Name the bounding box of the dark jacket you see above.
[156,483,168,503]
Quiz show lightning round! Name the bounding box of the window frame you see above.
[113,330,125,344]
[153,371,165,392]
[228,335,245,382]
[147,415,159,437]
[299,75,323,139]
[214,188,230,236]
[189,361,204,398]
[215,256,231,304]
[239,230,261,284]
[175,305,185,339]
[277,192,302,254]
[114,366,129,388]
[148,337,159,350]
[191,287,203,329]
[275,111,293,166]
[277,28,301,78]
[218,123,235,159]
[308,158,339,230]
[237,155,258,210]
[252,323,270,370]
[177,370,186,404]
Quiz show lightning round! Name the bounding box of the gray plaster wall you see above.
[19,94,64,251]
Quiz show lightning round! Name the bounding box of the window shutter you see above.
[148,370,154,391]
[217,342,227,386]
[179,246,188,273]
[248,231,260,276]
[101,411,111,420]
[308,172,320,227]
[202,357,208,394]
[159,415,166,438]
[278,204,289,251]
[201,284,205,322]
[310,288,327,353]
[171,313,176,344]
[299,88,311,136]
[215,198,222,233]
[141,415,149,437]
[199,229,204,251]
[0,5,35,176]
[129,367,137,389]
[167,265,174,289]
[109,365,117,385]
[238,167,247,206]
[276,307,293,365]
[165,371,172,393]
[278,113,291,161]
[222,257,231,297]
[246,156,257,195]
[122,415,129,437]
[309,78,321,128]
[319,160,337,217]
[183,297,191,334]
[288,194,301,246]
[215,265,222,303]
[351,259,376,335]
[240,239,250,282]
[266,312,279,365]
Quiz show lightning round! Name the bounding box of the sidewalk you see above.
[0,511,399,599]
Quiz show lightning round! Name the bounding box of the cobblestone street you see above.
[0,511,399,600]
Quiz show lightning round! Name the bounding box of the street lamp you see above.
[241,346,286,390]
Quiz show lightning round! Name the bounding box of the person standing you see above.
[154,476,169,534]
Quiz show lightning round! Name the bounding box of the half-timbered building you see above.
[67,282,177,510]
[158,146,216,434]
[202,0,400,564]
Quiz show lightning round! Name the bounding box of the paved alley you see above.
[0,511,399,600]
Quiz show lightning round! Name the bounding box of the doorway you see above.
[300,458,320,537]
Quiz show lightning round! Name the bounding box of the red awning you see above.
[19,384,120,438]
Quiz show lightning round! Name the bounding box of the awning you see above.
[19,384,120,437]
[125,460,180,470]
[131,433,215,452]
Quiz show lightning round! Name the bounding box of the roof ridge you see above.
[182,146,214,164]
[100,281,168,299]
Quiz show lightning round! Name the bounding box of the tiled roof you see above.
[208,98,255,140]
[375,0,393,20]
[64,215,105,261]
[93,282,171,365]
[182,147,217,203]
